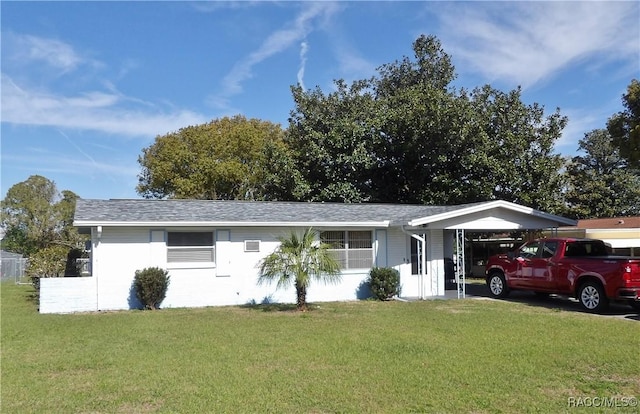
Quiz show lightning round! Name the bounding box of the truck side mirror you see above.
[507,251,516,260]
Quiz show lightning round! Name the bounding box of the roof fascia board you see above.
[585,228,640,234]
[73,220,391,228]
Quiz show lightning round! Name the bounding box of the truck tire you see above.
[577,281,608,313]
[487,273,509,298]
[629,300,640,312]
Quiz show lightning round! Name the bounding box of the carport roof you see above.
[74,199,577,229]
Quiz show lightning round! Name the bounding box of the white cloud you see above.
[335,46,376,81]
[5,32,100,74]
[555,88,626,155]
[297,41,309,89]
[1,75,208,137]
[1,32,209,137]
[210,2,339,109]
[189,1,260,13]
[2,151,139,178]
[434,2,639,89]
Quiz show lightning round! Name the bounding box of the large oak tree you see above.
[287,35,567,212]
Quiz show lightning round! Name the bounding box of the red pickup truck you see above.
[485,238,640,313]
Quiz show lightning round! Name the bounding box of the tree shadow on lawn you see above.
[466,282,639,320]
[239,302,302,312]
[239,296,311,312]
[21,284,39,304]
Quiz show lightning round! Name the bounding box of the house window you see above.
[167,232,214,263]
[321,230,373,269]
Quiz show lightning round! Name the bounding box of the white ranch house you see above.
[39,199,576,313]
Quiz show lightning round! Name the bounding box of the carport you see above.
[402,201,577,299]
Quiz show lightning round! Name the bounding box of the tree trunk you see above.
[295,281,307,311]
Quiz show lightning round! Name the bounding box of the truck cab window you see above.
[541,241,558,258]
[519,242,540,259]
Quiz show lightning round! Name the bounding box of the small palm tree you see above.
[258,228,342,311]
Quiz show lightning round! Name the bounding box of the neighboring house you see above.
[554,216,640,256]
[39,199,576,313]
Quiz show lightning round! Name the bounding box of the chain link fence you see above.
[1,252,30,284]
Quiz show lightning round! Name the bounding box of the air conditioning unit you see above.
[244,240,260,252]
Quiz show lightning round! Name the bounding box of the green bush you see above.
[133,267,170,310]
[367,267,401,300]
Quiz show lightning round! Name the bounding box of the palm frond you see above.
[257,227,342,293]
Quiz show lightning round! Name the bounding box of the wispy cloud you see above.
[558,92,626,154]
[334,45,376,82]
[209,2,339,110]
[3,32,103,75]
[57,130,100,168]
[297,41,309,89]
[189,1,260,14]
[1,75,208,137]
[434,2,639,89]
[1,32,210,137]
[2,151,139,179]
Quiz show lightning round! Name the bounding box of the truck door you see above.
[528,240,559,290]
[513,241,540,288]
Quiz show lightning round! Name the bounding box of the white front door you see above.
[411,233,428,299]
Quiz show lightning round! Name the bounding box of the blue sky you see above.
[2,1,638,200]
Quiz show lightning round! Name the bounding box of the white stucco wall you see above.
[41,226,431,313]
[40,277,98,313]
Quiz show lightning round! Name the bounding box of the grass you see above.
[1,283,639,413]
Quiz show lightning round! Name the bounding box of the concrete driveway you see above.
[458,281,640,321]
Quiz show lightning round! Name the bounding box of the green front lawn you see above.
[1,283,638,413]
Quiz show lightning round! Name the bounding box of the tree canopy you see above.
[607,79,640,170]
[1,176,80,255]
[1,175,85,277]
[564,129,640,219]
[137,115,299,200]
[286,35,567,212]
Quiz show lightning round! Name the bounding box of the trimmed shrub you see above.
[133,267,170,310]
[367,267,401,300]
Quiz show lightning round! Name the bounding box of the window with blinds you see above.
[167,232,214,263]
[320,230,373,269]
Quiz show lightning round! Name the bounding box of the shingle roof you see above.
[576,216,640,229]
[74,199,486,227]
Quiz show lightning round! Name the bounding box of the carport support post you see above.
[456,229,466,299]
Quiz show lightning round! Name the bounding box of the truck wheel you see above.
[578,281,608,313]
[487,273,509,298]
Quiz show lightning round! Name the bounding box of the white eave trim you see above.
[407,200,577,227]
[73,220,391,228]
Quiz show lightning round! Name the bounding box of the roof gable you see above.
[407,200,576,229]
